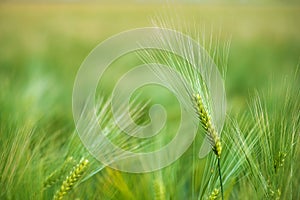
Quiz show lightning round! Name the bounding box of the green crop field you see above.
[1,2,300,199]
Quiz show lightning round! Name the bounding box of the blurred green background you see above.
[1,1,299,135]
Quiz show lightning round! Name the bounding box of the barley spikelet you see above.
[53,158,89,200]
[273,151,286,173]
[153,179,166,200]
[193,93,222,158]
[208,188,219,200]
[268,187,281,200]
[44,157,75,189]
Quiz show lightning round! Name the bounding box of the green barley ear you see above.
[193,93,222,158]
[193,93,224,200]
[153,179,166,200]
[208,188,219,200]
[53,158,89,200]
[273,151,286,174]
[268,183,281,200]
[44,157,75,189]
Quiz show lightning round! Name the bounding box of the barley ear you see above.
[193,93,222,158]
[268,185,281,200]
[53,158,89,200]
[153,179,166,200]
[208,188,219,200]
[273,151,286,174]
[44,157,75,189]
[193,93,224,200]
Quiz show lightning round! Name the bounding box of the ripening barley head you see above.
[53,158,89,200]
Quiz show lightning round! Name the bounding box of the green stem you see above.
[217,157,224,200]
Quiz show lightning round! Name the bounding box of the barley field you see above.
[0,2,300,199]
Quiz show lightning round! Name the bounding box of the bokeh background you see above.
[1,1,299,126]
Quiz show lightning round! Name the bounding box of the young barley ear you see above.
[193,93,224,200]
[53,158,89,200]
[273,151,286,174]
[268,185,281,200]
[208,188,219,200]
[193,93,222,158]
[153,179,166,200]
[44,157,75,189]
